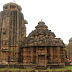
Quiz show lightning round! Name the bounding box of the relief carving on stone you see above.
[2,28,6,34]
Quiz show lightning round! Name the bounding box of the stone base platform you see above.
[0,63,65,69]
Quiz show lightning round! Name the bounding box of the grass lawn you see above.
[47,65,72,71]
[0,66,72,72]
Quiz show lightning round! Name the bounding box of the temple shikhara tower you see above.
[0,3,66,69]
[0,3,27,64]
[67,38,72,60]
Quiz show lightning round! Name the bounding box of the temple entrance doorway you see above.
[38,55,45,66]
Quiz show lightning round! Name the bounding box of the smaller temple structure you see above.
[67,38,72,60]
[20,21,66,69]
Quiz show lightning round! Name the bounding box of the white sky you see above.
[0,0,72,44]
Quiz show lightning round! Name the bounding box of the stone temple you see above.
[0,3,66,69]
[67,38,72,60]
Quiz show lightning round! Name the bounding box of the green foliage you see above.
[48,66,72,71]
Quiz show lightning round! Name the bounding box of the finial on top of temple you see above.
[13,0,16,4]
[35,21,48,29]
[41,19,42,21]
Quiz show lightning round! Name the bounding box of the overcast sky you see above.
[0,0,72,44]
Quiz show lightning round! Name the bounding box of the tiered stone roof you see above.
[21,21,65,47]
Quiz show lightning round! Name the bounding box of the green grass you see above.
[0,66,72,72]
[45,66,72,71]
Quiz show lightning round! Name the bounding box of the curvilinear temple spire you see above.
[0,3,27,64]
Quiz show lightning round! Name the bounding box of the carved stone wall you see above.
[60,48,66,63]
[67,38,72,60]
